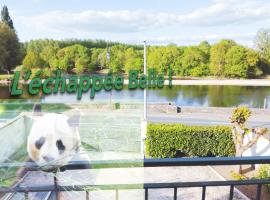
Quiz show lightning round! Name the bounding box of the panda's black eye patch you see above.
[56,140,65,154]
[35,137,45,149]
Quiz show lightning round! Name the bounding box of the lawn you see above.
[0,74,13,81]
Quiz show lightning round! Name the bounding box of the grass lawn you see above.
[0,74,13,81]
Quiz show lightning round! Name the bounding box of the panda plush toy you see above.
[26,105,90,172]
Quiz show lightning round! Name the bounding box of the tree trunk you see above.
[235,146,244,173]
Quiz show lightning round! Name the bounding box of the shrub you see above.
[230,106,251,126]
[255,164,270,189]
[146,123,235,158]
[230,171,247,180]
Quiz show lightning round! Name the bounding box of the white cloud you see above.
[15,0,270,34]
[13,0,270,46]
[125,32,257,47]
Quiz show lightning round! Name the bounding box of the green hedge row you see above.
[146,123,235,158]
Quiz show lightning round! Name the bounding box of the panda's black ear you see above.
[67,110,80,127]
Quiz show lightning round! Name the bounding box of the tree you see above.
[89,48,101,72]
[245,49,263,78]
[255,29,270,69]
[1,6,14,29]
[124,48,143,73]
[148,45,183,75]
[181,46,209,77]
[109,45,126,73]
[0,22,21,71]
[224,46,263,78]
[22,51,44,70]
[198,41,211,58]
[40,40,60,67]
[224,46,248,78]
[230,106,268,172]
[210,40,236,76]
[52,44,91,74]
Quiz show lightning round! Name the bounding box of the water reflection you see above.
[0,85,270,108]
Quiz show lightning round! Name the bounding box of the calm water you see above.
[1,85,270,108]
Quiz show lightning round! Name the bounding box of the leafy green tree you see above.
[88,48,109,72]
[180,46,209,76]
[190,65,210,77]
[1,6,13,29]
[148,45,183,74]
[8,37,268,78]
[53,44,91,74]
[210,40,236,76]
[22,51,44,70]
[246,49,263,78]
[0,22,20,71]
[22,39,61,70]
[124,48,143,73]
[224,46,248,78]
[40,41,60,67]
[198,41,211,58]
[109,45,126,73]
[224,45,263,78]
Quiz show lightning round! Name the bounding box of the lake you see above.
[1,84,270,108]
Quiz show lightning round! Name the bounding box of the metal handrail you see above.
[1,156,270,170]
[1,156,270,200]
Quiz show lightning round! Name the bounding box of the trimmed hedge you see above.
[146,123,235,158]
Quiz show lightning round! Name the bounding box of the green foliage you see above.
[190,64,210,77]
[0,74,13,80]
[114,102,121,109]
[109,45,126,73]
[255,164,270,190]
[53,44,91,73]
[0,22,21,71]
[0,35,265,78]
[146,123,235,158]
[181,46,209,76]
[224,46,262,78]
[89,48,107,71]
[23,51,44,70]
[123,48,143,73]
[148,45,182,74]
[28,68,52,79]
[230,106,251,126]
[1,5,14,29]
[256,165,270,179]
[40,41,60,67]
[230,171,247,180]
[210,40,236,76]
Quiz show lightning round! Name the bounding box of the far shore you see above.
[163,79,270,86]
[2,78,270,86]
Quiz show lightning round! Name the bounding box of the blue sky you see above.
[1,0,269,47]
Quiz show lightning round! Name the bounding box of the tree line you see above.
[1,5,270,79]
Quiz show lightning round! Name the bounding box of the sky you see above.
[1,0,269,47]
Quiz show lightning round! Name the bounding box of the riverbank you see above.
[162,79,270,86]
[3,78,270,86]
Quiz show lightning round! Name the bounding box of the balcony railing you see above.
[1,156,270,200]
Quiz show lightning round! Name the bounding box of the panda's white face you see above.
[27,113,81,170]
